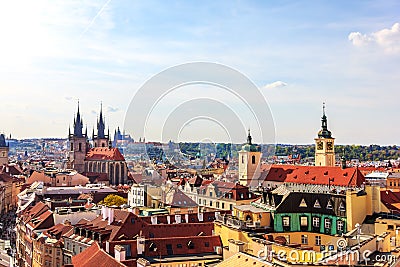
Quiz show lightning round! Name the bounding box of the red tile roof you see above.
[263,165,365,187]
[72,242,126,267]
[86,147,125,161]
[381,190,400,211]
[284,166,365,187]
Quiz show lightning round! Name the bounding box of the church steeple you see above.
[247,128,252,145]
[97,102,106,139]
[73,101,83,137]
[318,102,332,138]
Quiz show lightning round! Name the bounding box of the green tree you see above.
[99,194,127,207]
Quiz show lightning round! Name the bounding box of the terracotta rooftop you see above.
[263,165,365,187]
[86,147,125,161]
[72,242,126,267]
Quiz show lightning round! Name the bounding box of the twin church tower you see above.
[239,103,335,186]
[67,102,127,185]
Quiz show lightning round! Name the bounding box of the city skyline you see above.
[0,1,399,145]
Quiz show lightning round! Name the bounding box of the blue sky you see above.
[0,0,399,145]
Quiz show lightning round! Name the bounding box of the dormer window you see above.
[339,202,346,212]
[314,199,321,208]
[299,198,307,208]
[326,200,333,209]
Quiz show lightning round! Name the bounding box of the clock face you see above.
[327,142,333,150]
[317,141,323,150]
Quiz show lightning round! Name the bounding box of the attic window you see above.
[326,200,333,209]
[312,176,316,181]
[343,172,348,176]
[339,202,346,212]
[299,198,307,208]
[305,171,309,174]
[188,240,194,249]
[314,199,321,208]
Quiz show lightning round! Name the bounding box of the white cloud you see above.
[107,106,119,113]
[262,81,288,89]
[348,23,400,53]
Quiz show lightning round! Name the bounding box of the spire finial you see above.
[247,128,252,145]
[323,102,326,116]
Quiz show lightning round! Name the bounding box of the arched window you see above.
[115,163,120,185]
[252,155,256,164]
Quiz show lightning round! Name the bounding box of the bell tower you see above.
[68,101,89,173]
[315,103,335,166]
[238,129,262,187]
[93,103,109,148]
[0,134,9,166]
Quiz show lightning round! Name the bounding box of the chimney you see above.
[137,236,145,255]
[175,214,181,224]
[137,258,151,267]
[167,215,171,224]
[108,208,114,225]
[198,213,203,222]
[114,245,126,262]
[102,206,108,220]
[151,216,157,225]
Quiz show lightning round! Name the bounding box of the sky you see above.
[0,0,399,145]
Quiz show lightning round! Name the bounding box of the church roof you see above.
[86,147,125,161]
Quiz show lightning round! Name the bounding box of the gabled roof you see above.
[263,165,365,187]
[86,147,125,161]
[166,189,198,207]
[72,242,126,267]
[284,166,365,187]
[262,164,296,183]
[381,190,400,212]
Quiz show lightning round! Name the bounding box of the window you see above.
[209,200,212,207]
[388,225,394,230]
[299,198,307,207]
[70,143,73,151]
[252,155,256,164]
[337,220,344,232]
[222,203,225,209]
[205,242,209,247]
[78,143,82,151]
[177,244,182,248]
[312,217,320,227]
[282,216,290,227]
[242,155,244,164]
[326,200,333,209]
[314,199,321,208]
[216,202,220,208]
[339,202,346,212]
[315,236,321,246]
[300,216,308,227]
[198,198,201,204]
[301,235,308,245]
[325,218,331,229]
[229,204,233,210]
[210,191,213,197]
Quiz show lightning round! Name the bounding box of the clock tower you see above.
[315,103,335,166]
